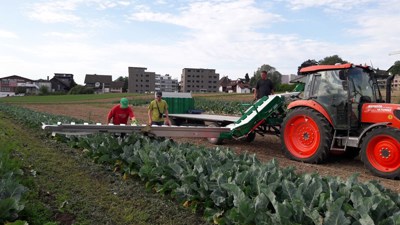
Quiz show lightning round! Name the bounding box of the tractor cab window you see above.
[308,70,349,129]
[348,67,376,103]
[347,67,377,127]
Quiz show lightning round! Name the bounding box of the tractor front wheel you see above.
[281,107,332,164]
[360,127,400,179]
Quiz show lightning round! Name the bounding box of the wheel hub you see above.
[297,126,314,146]
[380,148,391,159]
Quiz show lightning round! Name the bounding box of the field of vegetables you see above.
[0,92,399,224]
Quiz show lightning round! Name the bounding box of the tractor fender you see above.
[357,122,391,146]
[287,100,333,126]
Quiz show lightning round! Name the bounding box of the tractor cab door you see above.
[303,70,349,129]
[347,67,377,128]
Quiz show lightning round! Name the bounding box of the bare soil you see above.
[23,103,400,193]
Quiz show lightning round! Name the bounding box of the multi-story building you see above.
[281,74,301,84]
[155,74,178,92]
[181,68,219,93]
[128,67,155,93]
[0,75,36,96]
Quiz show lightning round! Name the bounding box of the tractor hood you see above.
[361,103,400,128]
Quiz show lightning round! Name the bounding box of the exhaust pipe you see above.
[386,75,395,103]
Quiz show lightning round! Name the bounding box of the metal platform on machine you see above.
[168,114,240,123]
[42,123,231,138]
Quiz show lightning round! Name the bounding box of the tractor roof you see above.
[299,63,371,75]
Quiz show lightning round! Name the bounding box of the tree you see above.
[318,55,347,65]
[244,73,250,83]
[250,64,282,89]
[388,61,400,75]
[115,76,128,92]
[39,85,49,95]
[297,59,318,74]
[15,87,26,94]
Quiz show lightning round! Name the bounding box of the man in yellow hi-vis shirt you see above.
[148,91,171,126]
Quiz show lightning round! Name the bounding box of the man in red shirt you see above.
[107,98,136,125]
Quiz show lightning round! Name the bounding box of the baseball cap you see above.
[120,98,129,108]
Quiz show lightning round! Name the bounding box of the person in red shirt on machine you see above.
[107,97,137,125]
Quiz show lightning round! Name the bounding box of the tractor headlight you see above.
[395,110,400,120]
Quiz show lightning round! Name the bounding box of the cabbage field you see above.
[1,100,400,224]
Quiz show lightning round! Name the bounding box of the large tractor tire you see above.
[360,127,400,179]
[207,123,223,145]
[281,107,332,164]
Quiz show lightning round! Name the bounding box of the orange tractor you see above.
[281,63,400,179]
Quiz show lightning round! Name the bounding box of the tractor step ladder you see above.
[330,129,349,151]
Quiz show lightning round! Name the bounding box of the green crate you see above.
[161,92,194,114]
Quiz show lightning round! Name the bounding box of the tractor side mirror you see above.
[342,80,348,91]
[339,70,346,80]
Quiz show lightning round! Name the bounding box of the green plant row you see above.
[0,103,87,128]
[0,143,27,224]
[194,98,251,115]
[69,134,400,225]
[1,103,400,224]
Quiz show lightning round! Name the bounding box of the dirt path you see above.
[0,112,207,225]
[23,103,400,193]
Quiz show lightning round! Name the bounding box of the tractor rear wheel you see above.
[207,122,223,145]
[281,107,332,163]
[360,127,400,179]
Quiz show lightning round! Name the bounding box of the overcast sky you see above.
[1,0,400,84]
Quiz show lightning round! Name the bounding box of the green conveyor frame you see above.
[221,95,285,139]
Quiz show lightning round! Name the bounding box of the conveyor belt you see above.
[168,114,240,123]
[42,123,231,138]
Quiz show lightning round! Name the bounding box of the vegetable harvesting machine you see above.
[43,63,400,179]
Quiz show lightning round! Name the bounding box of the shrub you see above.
[68,85,94,95]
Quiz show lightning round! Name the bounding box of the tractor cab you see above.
[298,64,382,132]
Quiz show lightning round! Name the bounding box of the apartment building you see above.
[155,74,178,92]
[181,68,219,93]
[128,67,155,93]
[0,75,54,96]
[0,75,37,97]
[281,74,302,84]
